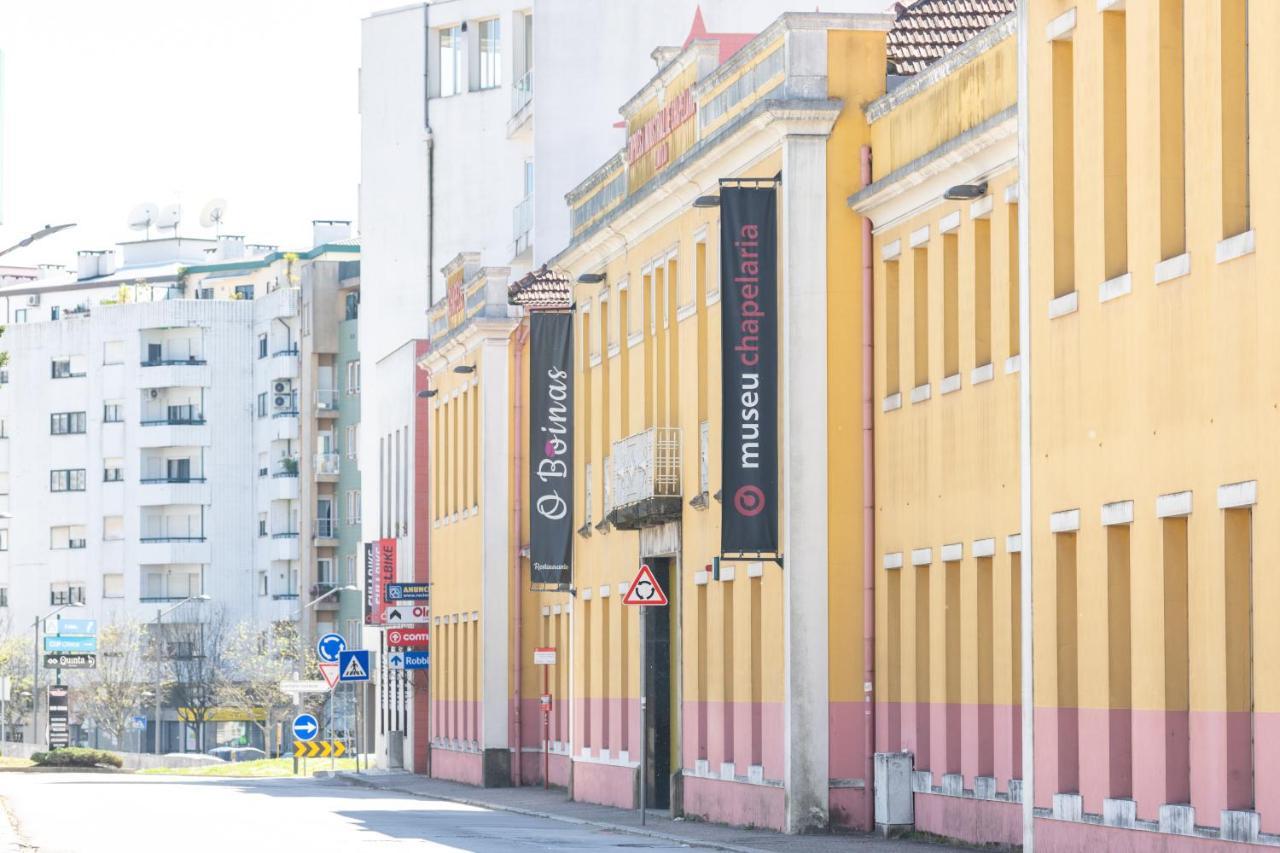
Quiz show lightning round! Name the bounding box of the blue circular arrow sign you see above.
[316,633,346,663]
[292,713,319,742]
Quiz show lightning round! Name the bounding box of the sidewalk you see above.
[325,770,973,852]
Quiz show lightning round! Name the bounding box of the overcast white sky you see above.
[0,0,388,267]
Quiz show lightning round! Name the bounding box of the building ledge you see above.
[607,496,683,531]
[1048,290,1078,319]
[1216,230,1255,265]
[1155,252,1191,285]
[971,363,994,385]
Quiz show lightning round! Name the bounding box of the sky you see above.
[0,0,388,268]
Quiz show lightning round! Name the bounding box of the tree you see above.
[220,620,316,757]
[0,634,32,738]
[74,620,148,750]
[167,609,228,753]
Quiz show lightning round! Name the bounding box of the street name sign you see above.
[292,713,319,742]
[56,619,97,636]
[622,564,668,606]
[338,649,371,682]
[387,650,429,670]
[533,647,557,665]
[386,628,429,648]
[385,583,431,602]
[294,739,345,758]
[44,636,97,653]
[43,653,96,670]
[279,679,328,694]
[316,633,346,663]
[384,604,430,626]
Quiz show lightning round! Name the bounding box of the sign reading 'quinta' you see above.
[719,185,779,555]
[529,311,574,589]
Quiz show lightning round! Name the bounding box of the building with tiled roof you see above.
[885,0,1015,78]
[508,265,571,310]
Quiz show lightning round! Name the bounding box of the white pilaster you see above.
[480,333,511,750]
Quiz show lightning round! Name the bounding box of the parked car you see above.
[207,746,266,763]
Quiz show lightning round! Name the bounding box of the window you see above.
[257,392,268,418]
[50,584,85,606]
[198,288,214,300]
[103,516,124,541]
[1051,35,1075,297]
[103,574,124,598]
[1102,7,1127,279]
[346,425,359,460]
[346,489,361,524]
[258,452,269,477]
[0,418,8,438]
[103,402,123,423]
[346,360,361,394]
[258,334,268,359]
[50,525,87,550]
[0,587,7,607]
[104,459,124,482]
[258,571,268,596]
[235,284,254,300]
[317,558,334,585]
[1221,0,1250,238]
[259,513,268,537]
[440,25,465,96]
[912,247,929,389]
[13,310,25,324]
[479,19,501,89]
[0,370,8,385]
[344,554,356,586]
[103,340,124,365]
[50,469,87,492]
[0,529,8,551]
[51,358,78,378]
[50,412,87,435]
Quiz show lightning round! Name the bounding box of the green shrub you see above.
[31,748,123,768]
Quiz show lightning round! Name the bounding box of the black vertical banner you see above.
[720,185,779,554]
[529,311,574,589]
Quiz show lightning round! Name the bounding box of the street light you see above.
[291,584,358,620]
[32,601,85,749]
[153,594,210,754]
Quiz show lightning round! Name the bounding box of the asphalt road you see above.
[0,773,697,852]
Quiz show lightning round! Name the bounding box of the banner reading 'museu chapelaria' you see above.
[719,185,779,554]
[529,311,574,589]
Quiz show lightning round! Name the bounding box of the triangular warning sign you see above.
[319,662,339,689]
[623,564,668,606]
[342,655,368,680]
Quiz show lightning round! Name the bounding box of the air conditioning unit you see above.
[273,380,291,395]
[25,294,40,307]
[149,389,160,399]
[273,394,292,411]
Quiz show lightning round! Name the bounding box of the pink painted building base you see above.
[683,775,785,831]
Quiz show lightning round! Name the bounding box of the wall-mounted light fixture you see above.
[692,195,721,208]
[943,182,988,201]
[576,273,606,284]
[417,389,437,398]
[453,364,475,374]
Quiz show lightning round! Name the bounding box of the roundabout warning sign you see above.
[622,564,667,607]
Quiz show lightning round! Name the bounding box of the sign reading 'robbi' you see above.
[529,311,574,590]
[719,185,779,555]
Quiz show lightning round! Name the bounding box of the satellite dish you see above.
[199,198,228,233]
[127,203,159,238]
[156,203,182,234]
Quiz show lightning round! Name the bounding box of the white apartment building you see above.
[0,225,359,749]
[357,0,890,773]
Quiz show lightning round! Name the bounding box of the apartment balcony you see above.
[272,416,299,441]
[268,470,299,501]
[137,479,211,506]
[137,409,209,449]
[270,532,300,561]
[315,389,339,418]
[314,452,339,482]
[313,518,338,546]
[512,195,532,260]
[508,68,533,138]
[310,583,341,610]
[608,427,682,530]
[139,361,211,389]
[270,349,299,381]
[137,538,211,564]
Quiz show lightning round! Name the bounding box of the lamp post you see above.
[153,594,209,754]
[33,601,85,749]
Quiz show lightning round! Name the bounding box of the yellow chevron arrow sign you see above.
[293,739,346,759]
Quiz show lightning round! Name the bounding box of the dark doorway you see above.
[643,557,673,810]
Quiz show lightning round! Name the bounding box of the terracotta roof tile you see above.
[886,0,1015,77]
[509,265,572,310]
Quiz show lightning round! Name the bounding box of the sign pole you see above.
[543,664,549,790]
[640,607,647,827]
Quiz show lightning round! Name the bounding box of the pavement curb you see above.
[329,771,770,853]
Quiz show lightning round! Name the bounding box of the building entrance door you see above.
[642,557,674,810]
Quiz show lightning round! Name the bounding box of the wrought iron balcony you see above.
[607,427,682,530]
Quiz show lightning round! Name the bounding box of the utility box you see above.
[387,732,404,769]
[875,752,915,836]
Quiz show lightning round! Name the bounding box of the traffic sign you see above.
[292,713,319,742]
[623,564,668,606]
[130,715,147,731]
[318,663,340,689]
[386,583,431,602]
[534,647,557,665]
[279,679,328,694]
[388,650,429,670]
[44,636,97,653]
[57,618,97,636]
[316,633,346,663]
[43,653,96,670]
[338,649,370,682]
[384,604,430,626]
[294,739,345,758]
[385,628,429,648]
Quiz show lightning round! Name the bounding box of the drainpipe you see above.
[860,144,876,831]
[512,318,531,785]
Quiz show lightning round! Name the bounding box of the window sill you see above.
[910,383,931,404]
[1005,354,1021,374]
[1154,252,1190,285]
[1098,272,1131,304]
[1216,230,1255,265]
[940,373,961,395]
[971,363,994,385]
[882,392,902,413]
[1048,290,1078,319]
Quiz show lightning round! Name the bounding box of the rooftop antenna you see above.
[199,198,228,235]
[127,202,160,240]
[156,203,182,236]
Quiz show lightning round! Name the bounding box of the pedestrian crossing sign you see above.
[338,649,371,682]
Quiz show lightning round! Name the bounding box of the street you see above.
[0,774,695,852]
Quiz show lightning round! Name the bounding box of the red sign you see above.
[364,538,398,625]
[625,88,695,164]
[623,564,668,606]
[386,628,429,648]
[319,663,339,689]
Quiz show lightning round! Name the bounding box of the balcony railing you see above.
[271,459,299,478]
[141,405,205,426]
[513,195,532,256]
[314,452,340,476]
[315,389,339,411]
[272,347,299,357]
[140,536,207,543]
[608,427,682,530]
[512,68,533,115]
[271,531,300,539]
[141,356,206,367]
[140,476,207,484]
